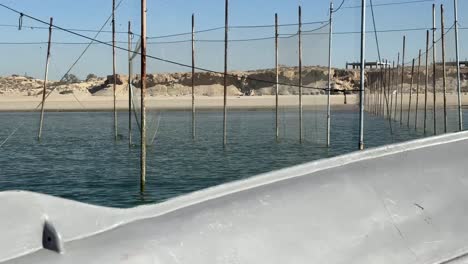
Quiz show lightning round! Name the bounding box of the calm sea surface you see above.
[0,108,465,208]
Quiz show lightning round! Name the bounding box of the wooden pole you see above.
[192,13,196,140]
[400,36,406,125]
[407,59,415,127]
[38,17,53,141]
[432,4,437,135]
[454,0,463,131]
[140,0,147,192]
[358,0,366,150]
[424,30,429,134]
[223,0,228,146]
[326,2,333,147]
[415,49,422,130]
[128,21,132,146]
[298,5,303,143]
[112,0,118,141]
[275,13,279,141]
[441,4,447,133]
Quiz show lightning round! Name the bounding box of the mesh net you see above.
[365,22,465,136]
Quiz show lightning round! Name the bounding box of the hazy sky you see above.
[0,0,465,80]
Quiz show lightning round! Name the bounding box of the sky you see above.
[0,0,465,80]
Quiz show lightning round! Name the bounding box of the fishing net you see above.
[275,22,331,144]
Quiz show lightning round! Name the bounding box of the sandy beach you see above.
[0,94,359,111]
[1,92,468,112]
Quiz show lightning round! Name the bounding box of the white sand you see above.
[0,95,358,111]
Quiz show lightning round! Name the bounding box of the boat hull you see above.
[2,132,468,263]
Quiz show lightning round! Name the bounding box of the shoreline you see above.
[0,95,358,112]
[1,93,467,112]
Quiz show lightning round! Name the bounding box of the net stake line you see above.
[408,59,415,127]
[112,0,118,141]
[400,35,406,125]
[359,0,366,150]
[275,13,279,142]
[128,21,132,146]
[192,13,196,141]
[140,0,147,192]
[432,4,437,135]
[415,49,422,130]
[38,17,53,141]
[223,0,228,146]
[299,5,303,144]
[441,4,447,134]
[454,0,463,131]
[326,1,333,147]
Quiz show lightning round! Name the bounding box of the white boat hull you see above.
[2,132,468,263]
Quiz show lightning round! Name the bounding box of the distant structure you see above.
[437,61,468,67]
[346,61,390,69]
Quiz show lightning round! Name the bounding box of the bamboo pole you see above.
[192,14,196,140]
[128,21,132,146]
[38,17,53,141]
[424,30,429,134]
[275,13,279,141]
[112,0,118,141]
[140,0,147,192]
[223,0,229,146]
[432,4,437,135]
[415,49,421,130]
[400,36,406,125]
[298,5,303,143]
[454,0,463,131]
[326,2,333,147]
[407,59,415,127]
[359,0,366,150]
[441,4,447,133]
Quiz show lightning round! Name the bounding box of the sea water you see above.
[0,109,463,208]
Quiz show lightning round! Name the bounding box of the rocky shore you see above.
[0,65,466,99]
[0,66,361,97]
